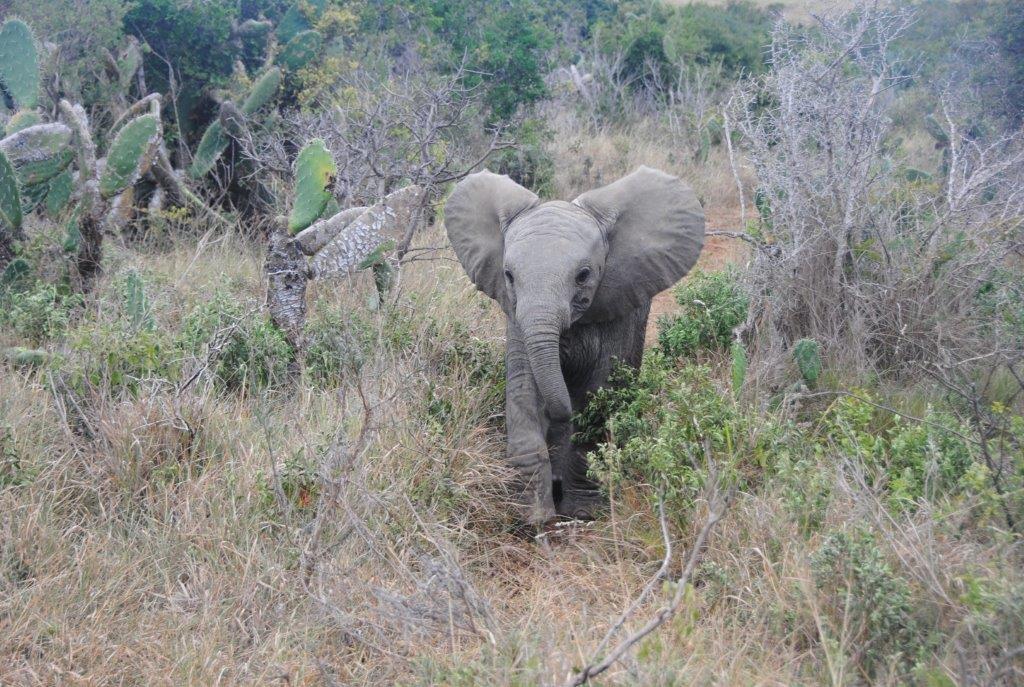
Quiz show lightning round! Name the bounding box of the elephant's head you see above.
[444,167,704,421]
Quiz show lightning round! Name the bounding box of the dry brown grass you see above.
[3,217,1019,685]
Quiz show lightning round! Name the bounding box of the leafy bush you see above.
[583,354,756,519]
[0,280,81,345]
[178,292,293,391]
[258,448,320,515]
[822,392,979,510]
[303,302,373,387]
[657,269,748,359]
[492,119,556,197]
[812,529,921,679]
[595,0,773,91]
[66,321,176,393]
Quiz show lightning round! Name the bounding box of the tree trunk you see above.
[265,225,308,350]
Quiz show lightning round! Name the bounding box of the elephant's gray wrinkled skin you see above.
[445,167,704,525]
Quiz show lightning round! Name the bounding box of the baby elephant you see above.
[445,167,704,525]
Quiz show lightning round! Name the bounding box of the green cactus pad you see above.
[924,115,949,146]
[45,166,73,216]
[0,19,40,109]
[0,147,21,234]
[100,113,161,198]
[792,338,822,388]
[0,123,73,186]
[279,30,322,74]
[288,138,335,234]
[188,120,230,178]
[1,256,30,288]
[4,109,41,136]
[19,176,48,212]
[118,39,143,91]
[730,340,747,397]
[277,0,328,44]
[241,67,283,115]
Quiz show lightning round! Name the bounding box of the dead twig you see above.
[564,484,731,686]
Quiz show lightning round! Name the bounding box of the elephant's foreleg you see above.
[505,320,556,524]
[557,443,605,520]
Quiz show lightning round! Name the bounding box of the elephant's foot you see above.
[514,486,556,527]
[556,488,606,521]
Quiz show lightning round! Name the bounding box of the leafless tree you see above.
[728,3,1024,385]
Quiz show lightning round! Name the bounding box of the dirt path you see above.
[644,209,746,347]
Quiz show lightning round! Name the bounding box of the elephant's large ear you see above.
[573,166,704,322]
[444,170,538,307]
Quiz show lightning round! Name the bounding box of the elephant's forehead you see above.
[506,202,601,242]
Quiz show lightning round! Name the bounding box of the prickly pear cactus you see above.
[117,38,143,91]
[123,270,153,331]
[792,338,821,388]
[44,166,73,216]
[189,121,229,178]
[277,0,328,44]
[730,340,747,398]
[99,113,161,198]
[0,123,73,187]
[293,205,366,255]
[190,68,282,179]
[310,185,424,277]
[279,30,322,73]
[4,110,41,136]
[0,19,40,109]
[0,147,22,234]
[241,67,283,115]
[924,115,949,147]
[288,138,336,234]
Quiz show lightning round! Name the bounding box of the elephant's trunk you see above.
[520,311,572,423]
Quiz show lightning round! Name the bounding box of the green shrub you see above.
[258,448,320,515]
[303,302,373,387]
[492,118,556,197]
[657,269,748,359]
[66,320,175,393]
[822,392,979,510]
[0,280,81,345]
[812,529,921,679]
[595,0,773,92]
[178,292,293,391]
[583,354,750,519]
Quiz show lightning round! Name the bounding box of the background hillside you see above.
[2,0,1023,684]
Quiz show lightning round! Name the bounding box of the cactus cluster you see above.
[189,67,282,178]
[0,17,217,284]
[265,138,426,345]
[189,0,332,183]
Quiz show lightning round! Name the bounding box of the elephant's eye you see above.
[575,267,591,285]
[504,269,514,285]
